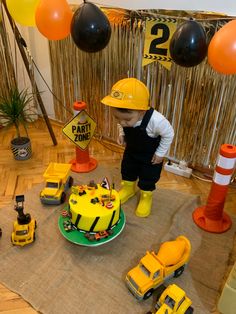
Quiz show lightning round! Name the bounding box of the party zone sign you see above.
[62,110,96,150]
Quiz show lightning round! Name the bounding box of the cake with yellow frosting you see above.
[68,183,121,232]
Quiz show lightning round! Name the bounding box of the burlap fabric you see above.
[0,164,235,314]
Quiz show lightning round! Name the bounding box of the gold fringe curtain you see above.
[49,8,236,171]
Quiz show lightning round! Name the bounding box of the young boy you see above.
[101,78,174,217]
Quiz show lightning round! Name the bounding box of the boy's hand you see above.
[151,154,163,164]
[117,135,125,146]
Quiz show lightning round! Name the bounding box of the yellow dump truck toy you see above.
[126,236,191,300]
[40,163,73,205]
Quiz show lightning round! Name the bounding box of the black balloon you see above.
[170,20,207,67]
[71,2,111,53]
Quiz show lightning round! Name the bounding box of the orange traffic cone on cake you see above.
[62,101,97,173]
[193,144,236,233]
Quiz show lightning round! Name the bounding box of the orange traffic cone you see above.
[70,101,97,173]
[193,144,236,233]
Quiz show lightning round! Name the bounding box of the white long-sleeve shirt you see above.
[118,110,174,158]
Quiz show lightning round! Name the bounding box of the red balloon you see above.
[208,20,236,74]
[35,0,73,40]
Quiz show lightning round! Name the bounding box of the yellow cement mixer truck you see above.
[126,235,191,300]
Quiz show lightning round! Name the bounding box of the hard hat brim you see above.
[101,95,148,110]
[101,95,127,108]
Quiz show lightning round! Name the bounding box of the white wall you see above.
[19,26,55,119]
[10,1,236,119]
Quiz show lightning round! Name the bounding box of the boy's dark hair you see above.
[114,108,135,113]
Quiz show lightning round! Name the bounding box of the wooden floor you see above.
[0,119,235,313]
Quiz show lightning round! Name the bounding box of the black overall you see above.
[121,108,163,191]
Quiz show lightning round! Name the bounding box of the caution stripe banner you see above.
[142,17,177,70]
[143,54,172,62]
[146,17,177,23]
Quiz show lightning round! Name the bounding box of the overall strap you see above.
[140,108,154,130]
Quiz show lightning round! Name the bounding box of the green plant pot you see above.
[11,137,32,160]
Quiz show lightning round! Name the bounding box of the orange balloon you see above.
[35,0,73,40]
[208,20,236,74]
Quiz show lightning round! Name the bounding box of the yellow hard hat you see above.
[101,78,149,110]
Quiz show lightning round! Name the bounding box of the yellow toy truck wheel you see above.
[60,192,66,204]
[143,289,154,300]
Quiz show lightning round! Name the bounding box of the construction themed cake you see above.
[58,178,125,246]
[68,180,121,232]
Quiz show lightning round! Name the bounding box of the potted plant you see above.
[0,87,35,160]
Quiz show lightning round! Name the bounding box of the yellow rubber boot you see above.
[135,190,153,217]
[118,180,136,204]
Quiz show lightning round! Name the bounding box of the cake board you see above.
[58,207,126,247]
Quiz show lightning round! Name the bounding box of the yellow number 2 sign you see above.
[142,17,177,70]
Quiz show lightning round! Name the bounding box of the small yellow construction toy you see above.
[126,235,191,300]
[40,162,73,205]
[11,195,37,247]
[148,284,193,313]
